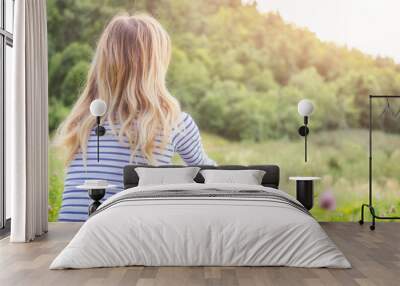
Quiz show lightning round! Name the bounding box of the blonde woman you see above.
[55,14,215,221]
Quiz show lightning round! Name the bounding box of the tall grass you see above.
[48,147,65,221]
[48,129,400,222]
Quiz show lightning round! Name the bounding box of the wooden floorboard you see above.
[0,222,399,286]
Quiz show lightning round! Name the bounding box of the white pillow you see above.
[136,167,200,186]
[200,169,266,185]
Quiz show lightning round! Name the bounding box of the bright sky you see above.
[256,0,400,62]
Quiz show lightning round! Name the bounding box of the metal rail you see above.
[359,95,400,230]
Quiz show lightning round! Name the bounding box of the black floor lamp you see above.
[359,95,400,230]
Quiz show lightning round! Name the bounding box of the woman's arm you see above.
[172,113,216,166]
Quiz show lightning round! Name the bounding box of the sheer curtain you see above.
[8,0,48,242]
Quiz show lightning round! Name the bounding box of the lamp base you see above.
[95,126,106,136]
[298,126,309,136]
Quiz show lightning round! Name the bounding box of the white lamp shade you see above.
[298,99,314,116]
[90,99,107,117]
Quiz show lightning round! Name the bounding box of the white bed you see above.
[50,183,351,269]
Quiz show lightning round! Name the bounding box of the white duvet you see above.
[50,183,351,269]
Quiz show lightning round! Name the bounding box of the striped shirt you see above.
[58,112,215,222]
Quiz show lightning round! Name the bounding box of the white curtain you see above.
[8,0,49,242]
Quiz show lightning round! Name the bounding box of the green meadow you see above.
[48,129,400,222]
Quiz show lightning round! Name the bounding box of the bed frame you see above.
[123,165,280,189]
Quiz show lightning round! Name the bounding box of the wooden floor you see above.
[0,223,399,286]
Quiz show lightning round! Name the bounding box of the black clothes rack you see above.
[359,95,400,230]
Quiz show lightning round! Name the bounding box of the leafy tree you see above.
[61,61,90,106]
[49,42,92,104]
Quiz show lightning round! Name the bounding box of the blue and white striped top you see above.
[58,112,215,222]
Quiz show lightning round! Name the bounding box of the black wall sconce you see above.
[90,99,107,162]
[297,99,314,162]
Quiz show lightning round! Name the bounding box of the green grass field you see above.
[48,129,400,222]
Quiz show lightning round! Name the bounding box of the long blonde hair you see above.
[55,14,181,165]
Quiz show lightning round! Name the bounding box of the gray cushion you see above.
[200,169,266,185]
[135,167,200,186]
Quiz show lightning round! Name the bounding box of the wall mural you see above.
[48,0,400,222]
